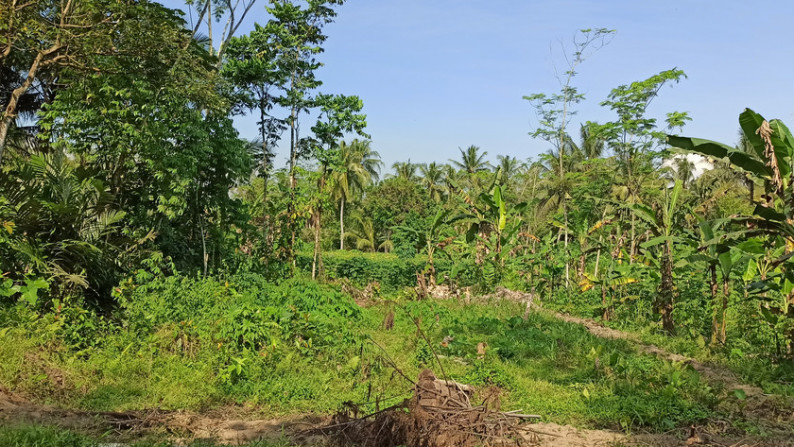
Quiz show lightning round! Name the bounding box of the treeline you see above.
[2,4,793,370]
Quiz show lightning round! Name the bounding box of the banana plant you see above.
[670,108,794,357]
[692,218,749,346]
[456,169,527,288]
[395,208,462,286]
[459,169,527,261]
[630,179,685,334]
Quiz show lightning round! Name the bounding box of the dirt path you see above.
[0,387,682,447]
[0,385,328,445]
[546,310,764,397]
[479,287,763,397]
[1,381,782,447]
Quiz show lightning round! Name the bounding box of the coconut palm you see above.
[419,162,445,202]
[673,157,696,187]
[391,160,418,182]
[330,140,381,250]
[450,145,490,174]
[580,122,606,160]
[496,155,523,188]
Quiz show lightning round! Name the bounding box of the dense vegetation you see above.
[2,1,794,445]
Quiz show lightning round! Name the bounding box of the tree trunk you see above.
[0,51,45,163]
[594,235,603,278]
[259,101,270,266]
[287,69,298,265]
[709,264,720,345]
[339,198,345,250]
[720,278,729,345]
[601,284,610,321]
[428,246,436,287]
[563,208,570,286]
[312,210,321,280]
[629,213,636,264]
[312,169,327,280]
[658,241,675,334]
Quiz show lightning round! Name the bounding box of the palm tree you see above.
[331,140,381,250]
[391,160,418,182]
[450,145,490,174]
[673,156,696,187]
[442,164,461,198]
[345,214,377,252]
[496,155,523,187]
[419,162,445,202]
[580,122,606,160]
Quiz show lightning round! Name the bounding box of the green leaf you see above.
[640,235,671,249]
[736,239,765,254]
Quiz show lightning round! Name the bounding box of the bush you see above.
[120,274,362,359]
[296,250,479,290]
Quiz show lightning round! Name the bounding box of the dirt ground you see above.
[0,386,672,446]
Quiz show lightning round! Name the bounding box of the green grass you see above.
[0,276,788,441]
[541,293,794,397]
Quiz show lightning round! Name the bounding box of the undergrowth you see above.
[541,287,794,396]
[0,273,744,434]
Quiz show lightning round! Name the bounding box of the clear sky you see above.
[160,0,794,170]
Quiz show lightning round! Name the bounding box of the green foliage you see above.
[297,250,428,289]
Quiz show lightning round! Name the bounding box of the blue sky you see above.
[161,0,794,171]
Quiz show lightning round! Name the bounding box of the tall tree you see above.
[331,140,380,250]
[597,68,689,261]
[524,28,614,285]
[182,0,259,66]
[631,180,685,333]
[223,24,285,246]
[264,0,343,262]
[451,145,490,175]
[0,0,133,163]
[391,160,418,182]
[309,94,368,277]
[419,162,445,203]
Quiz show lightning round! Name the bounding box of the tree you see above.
[496,155,524,189]
[309,94,368,277]
[391,161,418,182]
[451,145,490,175]
[397,209,461,286]
[0,150,139,303]
[579,122,606,160]
[182,0,259,66]
[419,162,445,203]
[458,169,527,284]
[524,28,615,285]
[34,2,252,276]
[331,140,381,250]
[264,0,344,261]
[597,68,689,261]
[0,0,136,163]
